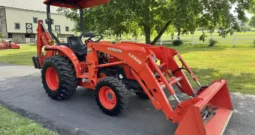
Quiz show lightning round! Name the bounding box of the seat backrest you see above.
[68,36,84,51]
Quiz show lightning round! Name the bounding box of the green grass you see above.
[0,45,36,65]
[0,44,255,94]
[170,44,255,94]
[0,105,56,135]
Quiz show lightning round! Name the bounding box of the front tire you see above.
[95,77,129,116]
[42,56,78,100]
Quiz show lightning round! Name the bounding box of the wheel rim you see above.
[45,67,59,91]
[99,86,117,110]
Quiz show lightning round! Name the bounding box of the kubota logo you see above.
[108,47,122,53]
[129,53,142,65]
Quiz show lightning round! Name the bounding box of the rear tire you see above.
[95,77,129,116]
[42,56,78,100]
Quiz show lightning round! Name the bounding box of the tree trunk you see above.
[177,28,181,40]
[210,32,213,39]
[144,25,151,44]
[171,33,174,40]
[151,20,172,45]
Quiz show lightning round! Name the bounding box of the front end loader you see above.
[32,0,233,134]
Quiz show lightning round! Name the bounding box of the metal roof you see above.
[0,0,58,13]
[43,0,110,9]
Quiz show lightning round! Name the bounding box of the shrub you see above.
[209,39,218,47]
[172,40,183,46]
[0,32,3,39]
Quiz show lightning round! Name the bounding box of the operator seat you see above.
[68,36,87,61]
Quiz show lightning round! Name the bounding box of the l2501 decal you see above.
[129,53,142,65]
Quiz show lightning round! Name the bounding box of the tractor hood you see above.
[44,0,110,9]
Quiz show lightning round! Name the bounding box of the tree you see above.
[171,0,201,40]
[59,0,173,44]
[59,0,255,45]
[249,15,255,27]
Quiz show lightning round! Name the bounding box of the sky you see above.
[245,12,253,19]
[231,4,253,19]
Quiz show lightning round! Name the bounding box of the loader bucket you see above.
[175,80,233,135]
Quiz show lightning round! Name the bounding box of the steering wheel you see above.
[81,32,103,43]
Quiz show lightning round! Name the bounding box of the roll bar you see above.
[44,0,109,44]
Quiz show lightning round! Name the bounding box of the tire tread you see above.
[42,56,78,100]
[95,77,129,116]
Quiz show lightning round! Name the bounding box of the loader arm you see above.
[88,43,194,119]
[88,42,233,134]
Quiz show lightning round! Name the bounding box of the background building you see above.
[0,0,75,43]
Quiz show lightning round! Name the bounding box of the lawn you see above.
[0,105,56,135]
[0,45,36,65]
[0,44,254,94]
[171,44,255,94]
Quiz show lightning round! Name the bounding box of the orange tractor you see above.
[32,0,233,134]
[0,39,20,50]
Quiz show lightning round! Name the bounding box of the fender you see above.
[45,45,82,77]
